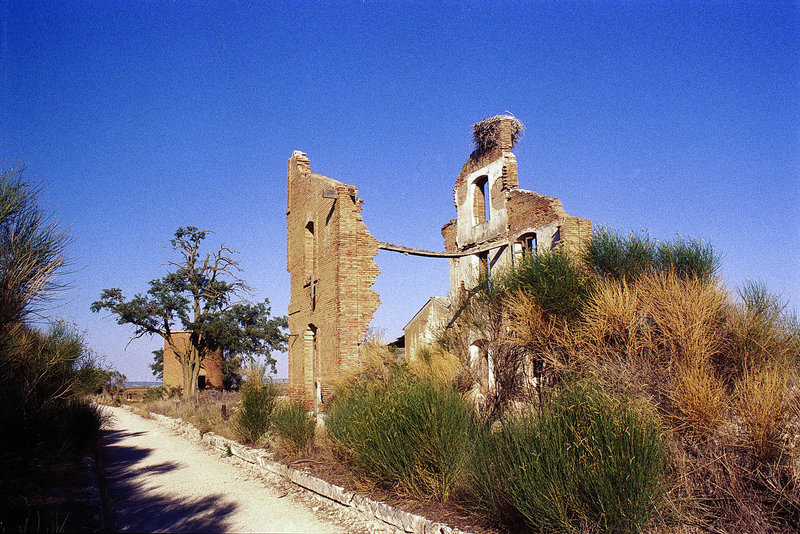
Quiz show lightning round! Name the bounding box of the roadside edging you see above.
[81,450,106,533]
[147,411,471,534]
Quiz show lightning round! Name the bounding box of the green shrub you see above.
[143,386,166,402]
[232,378,277,445]
[326,369,478,501]
[585,228,656,282]
[462,423,522,526]
[497,246,591,320]
[496,381,668,533]
[272,401,315,454]
[62,397,109,446]
[655,236,718,282]
[585,227,718,283]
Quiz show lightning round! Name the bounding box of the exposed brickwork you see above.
[442,116,591,296]
[285,118,589,407]
[286,151,380,410]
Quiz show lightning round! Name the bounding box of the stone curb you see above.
[81,452,106,533]
[147,412,470,534]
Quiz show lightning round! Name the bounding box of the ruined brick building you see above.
[286,116,589,409]
[162,331,223,391]
[285,151,380,412]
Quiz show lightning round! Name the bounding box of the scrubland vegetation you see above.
[127,228,798,533]
[0,166,114,531]
[324,229,799,532]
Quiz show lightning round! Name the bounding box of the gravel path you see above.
[101,406,392,533]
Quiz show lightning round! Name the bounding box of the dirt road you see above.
[101,406,390,533]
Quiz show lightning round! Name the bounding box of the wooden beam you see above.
[377,240,507,258]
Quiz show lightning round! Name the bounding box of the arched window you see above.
[472,175,489,225]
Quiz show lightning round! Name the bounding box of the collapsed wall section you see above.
[441,116,591,297]
[286,151,380,411]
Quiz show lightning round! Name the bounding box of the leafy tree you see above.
[149,348,163,380]
[92,227,288,396]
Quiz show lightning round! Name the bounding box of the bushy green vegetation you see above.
[232,370,278,445]
[326,368,478,502]
[584,227,718,282]
[496,245,592,320]
[272,400,316,454]
[0,166,112,531]
[496,382,667,533]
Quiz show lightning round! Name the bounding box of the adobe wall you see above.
[286,151,380,410]
[162,331,223,390]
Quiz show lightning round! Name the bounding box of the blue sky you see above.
[2,1,798,381]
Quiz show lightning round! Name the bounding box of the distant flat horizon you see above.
[123,377,289,387]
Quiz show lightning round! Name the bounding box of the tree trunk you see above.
[182,358,195,397]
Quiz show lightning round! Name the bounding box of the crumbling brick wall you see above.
[286,151,380,410]
[441,116,591,297]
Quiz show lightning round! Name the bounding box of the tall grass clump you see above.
[496,381,668,533]
[735,363,795,462]
[232,366,277,445]
[728,280,800,373]
[0,166,69,335]
[326,368,478,501]
[272,400,315,455]
[585,227,718,283]
[407,344,464,387]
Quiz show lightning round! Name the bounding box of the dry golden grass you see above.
[735,363,796,462]
[639,273,729,364]
[407,345,462,387]
[670,359,727,436]
[502,290,577,374]
[357,333,396,382]
[725,281,800,382]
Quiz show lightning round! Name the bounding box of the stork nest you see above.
[472,114,524,151]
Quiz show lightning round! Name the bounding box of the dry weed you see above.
[640,273,728,364]
[578,278,649,362]
[670,359,727,437]
[407,345,462,387]
[735,363,796,462]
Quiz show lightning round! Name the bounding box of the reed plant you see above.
[232,367,277,445]
[326,368,478,501]
[272,400,315,455]
[496,381,668,533]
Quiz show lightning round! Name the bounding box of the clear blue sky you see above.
[2,1,798,381]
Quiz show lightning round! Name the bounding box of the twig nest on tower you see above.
[472,114,525,151]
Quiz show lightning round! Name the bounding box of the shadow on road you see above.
[101,428,239,533]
